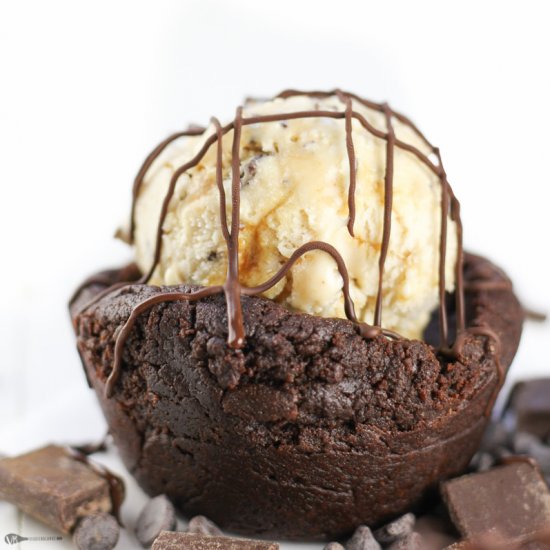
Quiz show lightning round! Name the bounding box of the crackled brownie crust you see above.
[72,253,523,540]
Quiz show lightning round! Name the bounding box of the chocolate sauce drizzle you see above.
[81,89,502,400]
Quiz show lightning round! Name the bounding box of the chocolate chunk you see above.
[386,532,424,550]
[187,515,223,536]
[0,445,115,533]
[136,495,177,547]
[151,532,278,550]
[324,543,345,550]
[73,513,119,550]
[374,513,415,544]
[510,379,550,440]
[441,461,550,541]
[346,525,381,550]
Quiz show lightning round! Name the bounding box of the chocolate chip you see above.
[186,515,223,536]
[73,513,119,550]
[241,155,265,186]
[136,494,177,547]
[386,532,424,550]
[374,513,415,544]
[346,525,381,550]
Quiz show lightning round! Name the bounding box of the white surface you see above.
[0,1,549,548]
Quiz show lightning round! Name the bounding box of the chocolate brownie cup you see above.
[70,90,524,540]
[71,253,522,540]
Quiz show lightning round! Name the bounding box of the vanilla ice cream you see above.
[131,93,458,340]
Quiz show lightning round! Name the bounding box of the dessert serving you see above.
[70,89,524,540]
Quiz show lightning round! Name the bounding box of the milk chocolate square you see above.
[441,460,550,541]
[0,445,112,533]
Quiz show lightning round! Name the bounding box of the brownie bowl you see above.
[71,253,523,540]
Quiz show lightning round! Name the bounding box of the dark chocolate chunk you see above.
[441,461,550,541]
[151,532,278,550]
[73,513,120,550]
[324,543,345,550]
[386,532,424,550]
[187,515,223,536]
[136,494,177,547]
[510,379,550,440]
[374,513,415,544]
[346,525,381,550]
[0,445,114,533]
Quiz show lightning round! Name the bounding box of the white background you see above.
[0,1,549,548]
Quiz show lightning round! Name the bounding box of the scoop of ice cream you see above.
[132,93,457,340]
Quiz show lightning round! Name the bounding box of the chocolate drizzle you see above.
[78,89,504,399]
[374,104,395,328]
[335,90,357,236]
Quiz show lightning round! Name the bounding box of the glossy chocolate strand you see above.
[242,241,358,321]
[374,104,395,327]
[130,127,205,243]
[142,124,235,283]
[277,89,433,149]
[244,110,441,174]
[450,190,466,334]
[211,117,230,244]
[223,107,245,348]
[105,286,224,397]
[435,148,449,349]
[336,90,357,236]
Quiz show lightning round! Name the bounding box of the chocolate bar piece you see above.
[510,378,550,439]
[441,460,550,541]
[0,445,118,533]
[152,532,278,550]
